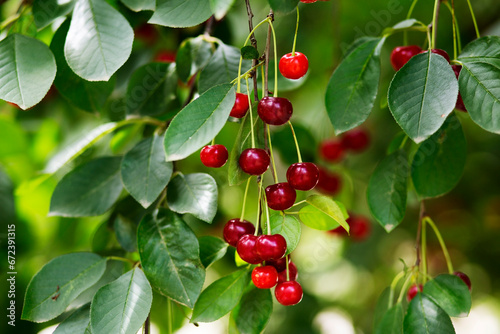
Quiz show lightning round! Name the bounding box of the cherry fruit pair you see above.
[237,233,287,264]
[320,128,370,163]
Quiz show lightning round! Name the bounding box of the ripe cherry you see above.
[239,148,270,175]
[286,162,320,191]
[319,139,344,162]
[279,52,309,80]
[257,97,293,125]
[252,266,279,289]
[421,48,450,62]
[341,129,370,152]
[300,0,317,3]
[278,261,298,283]
[134,23,158,46]
[275,281,303,306]
[407,284,423,301]
[265,183,297,211]
[255,234,287,261]
[390,45,422,71]
[452,65,467,112]
[328,214,371,241]
[230,93,250,118]
[454,271,472,290]
[237,234,262,264]
[154,50,176,63]
[316,167,342,195]
[200,145,228,168]
[223,219,255,247]
[266,257,289,272]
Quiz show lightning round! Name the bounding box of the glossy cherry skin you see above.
[257,97,293,125]
[252,266,279,289]
[279,52,309,80]
[286,162,320,191]
[223,219,255,247]
[200,145,228,168]
[454,271,472,290]
[266,257,289,272]
[452,65,467,112]
[421,48,450,63]
[407,284,423,301]
[265,183,297,211]
[255,234,287,261]
[319,139,344,162]
[341,129,370,152]
[390,45,422,71]
[278,261,298,283]
[237,234,262,264]
[275,281,303,306]
[316,167,342,195]
[239,148,270,175]
[230,93,250,118]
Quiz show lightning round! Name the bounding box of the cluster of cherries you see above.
[406,271,472,301]
[390,45,466,112]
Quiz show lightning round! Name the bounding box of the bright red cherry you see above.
[237,234,262,264]
[239,148,270,175]
[454,271,472,290]
[407,284,423,301]
[390,45,422,71]
[230,93,250,118]
[257,97,293,125]
[275,281,303,306]
[200,145,228,168]
[341,129,370,152]
[255,234,287,261]
[319,139,344,162]
[266,257,289,272]
[279,52,309,80]
[223,219,255,247]
[286,162,319,191]
[252,266,279,289]
[300,0,317,2]
[154,50,176,63]
[421,48,450,62]
[278,261,298,283]
[265,183,297,211]
[316,167,342,195]
[452,65,467,112]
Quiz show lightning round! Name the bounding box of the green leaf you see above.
[90,268,152,334]
[65,0,134,81]
[423,274,471,318]
[232,284,273,334]
[373,287,391,330]
[53,304,90,334]
[21,253,106,322]
[164,83,236,161]
[299,195,349,231]
[241,45,259,60]
[120,0,155,12]
[125,63,177,116]
[458,36,500,67]
[388,52,459,143]
[375,303,404,334]
[198,236,229,268]
[367,150,408,232]
[267,213,301,254]
[191,269,251,323]
[33,0,75,29]
[403,293,456,334]
[268,0,300,15]
[175,37,213,83]
[114,215,138,252]
[121,135,173,208]
[149,0,213,28]
[137,209,205,308]
[0,34,56,110]
[167,173,218,223]
[325,38,384,135]
[50,20,115,112]
[49,157,123,217]
[411,115,466,198]
[209,0,235,20]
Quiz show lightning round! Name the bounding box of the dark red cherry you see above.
[223,219,255,247]
[275,281,303,306]
[134,24,159,46]
[154,50,176,63]
[236,234,262,264]
[252,266,279,289]
[316,167,342,195]
[454,271,472,290]
[266,257,289,272]
[319,139,344,162]
[255,234,287,261]
[278,261,298,283]
[257,97,293,125]
[200,145,228,168]
[452,65,467,112]
[407,284,423,301]
[422,48,450,62]
[230,93,250,118]
[390,45,422,71]
[239,148,270,175]
[265,183,297,211]
[341,129,370,152]
[349,215,371,241]
[286,162,319,191]
[300,0,317,3]
[279,52,309,80]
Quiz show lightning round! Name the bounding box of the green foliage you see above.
[375,303,404,334]
[403,293,456,334]
[424,274,472,318]
[53,304,90,334]
[299,195,349,231]
[267,212,301,254]
[149,0,213,28]
[231,284,273,334]
[198,236,229,268]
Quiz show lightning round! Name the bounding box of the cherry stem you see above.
[268,19,279,97]
[291,199,307,207]
[285,254,290,281]
[266,124,279,183]
[211,137,215,146]
[404,0,420,45]
[288,121,302,163]
[398,135,409,150]
[107,256,136,265]
[397,272,415,304]
[255,178,263,236]
[431,0,440,50]
[292,7,299,56]
[240,177,252,221]
[284,211,299,215]
[449,0,457,60]
[389,271,406,309]
[231,61,265,85]
[421,216,428,284]
[424,216,454,274]
[167,298,172,334]
[466,0,480,39]
[245,77,256,148]
[264,195,271,235]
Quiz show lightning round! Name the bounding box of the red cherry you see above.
[278,261,298,283]
[390,45,422,71]
[252,266,279,289]
[286,162,319,191]
[300,0,318,2]
[407,284,423,301]
[223,219,255,247]
[316,168,342,195]
[452,65,467,112]
[275,281,303,306]
[454,271,472,290]
[200,145,228,168]
[279,52,309,80]
[421,48,450,63]
[266,257,289,272]
[134,23,158,45]
[265,183,297,211]
[349,215,371,241]
[255,234,287,261]
[154,50,176,63]
[237,234,262,264]
[257,97,293,125]
[239,148,270,175]
[319,139,344,162]
[341,129,370,152]
[230,93,250,118]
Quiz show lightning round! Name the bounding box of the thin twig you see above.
[415,201,427,267]
[143,313,151,334]
[245,0,260,102]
